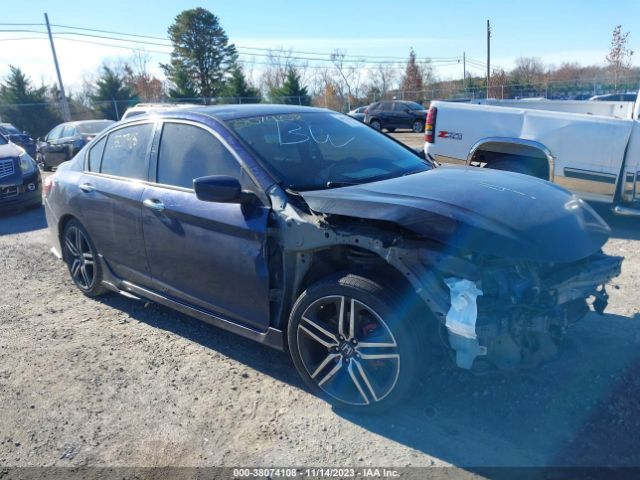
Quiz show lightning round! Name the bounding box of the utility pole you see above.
[486,20,491,99]
[44,13,71,122]
[463,51,466,93]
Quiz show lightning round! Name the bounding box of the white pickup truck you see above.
[423,92,640,216]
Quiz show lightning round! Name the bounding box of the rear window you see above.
[100,124,153,180]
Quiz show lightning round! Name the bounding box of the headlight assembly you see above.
[19,152,37,175]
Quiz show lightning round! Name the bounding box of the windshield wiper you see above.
[325,180,362,188]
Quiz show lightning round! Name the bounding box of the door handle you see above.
[143,198,165,212]
[79,183,95,193]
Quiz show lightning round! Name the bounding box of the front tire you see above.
[62,220,107,297]
[287,274,422,413]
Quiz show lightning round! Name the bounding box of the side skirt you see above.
[99,256,285,351]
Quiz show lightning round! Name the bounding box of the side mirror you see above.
[194,175,243,203]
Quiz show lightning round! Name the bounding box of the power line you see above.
[0,22,461,63]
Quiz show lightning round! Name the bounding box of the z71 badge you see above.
[438,130,463,140]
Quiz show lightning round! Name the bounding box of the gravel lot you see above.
[0,172,639,469]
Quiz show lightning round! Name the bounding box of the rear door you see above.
[76,121,155,286]
[390,102,412,128]
[58,125,77,164]
[40,125,63,165]
[141,120,271,331]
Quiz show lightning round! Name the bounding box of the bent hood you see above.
[299,167,611,262]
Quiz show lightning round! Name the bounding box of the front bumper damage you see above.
[439,252,622,370]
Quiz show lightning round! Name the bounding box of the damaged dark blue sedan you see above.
[44,105,622,412]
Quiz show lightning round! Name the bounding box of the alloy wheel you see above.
[64,226,95,290]
[296,295,400,406]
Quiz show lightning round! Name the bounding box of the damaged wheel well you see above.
[276,245,436,342]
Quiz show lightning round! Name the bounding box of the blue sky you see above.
[1,0,638,91]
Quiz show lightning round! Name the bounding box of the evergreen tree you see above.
[401,48,424,101]
[167,63,199,100]
[0,66,61,138]
[90,65,137,120]
[269,67,310,105]
[222,65,261,103]
[162,8,237,100]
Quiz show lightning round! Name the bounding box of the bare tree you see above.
[371,63,398,99]
[330,49,363,111]
[606,25,634,92]
[259,48,308,97]
[126,50,165,102]
[511,57,546,87]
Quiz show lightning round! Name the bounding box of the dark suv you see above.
[0,123,36,157]
[364,100,428,133]
[44,105,621,412]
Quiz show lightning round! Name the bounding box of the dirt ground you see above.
[0,172,639,470]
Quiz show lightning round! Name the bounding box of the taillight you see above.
[425,106,437,143]
[364,108,368,114]
[43,175,54,197]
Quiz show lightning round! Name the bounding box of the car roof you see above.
[154,104,326,121]
[57,119,115,127]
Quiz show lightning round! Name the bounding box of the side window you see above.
[47,126,63,141]
[392,102,407,111]
[379,102,393,111]
[61,125,76,138]
[156,123,241,189]
[87,136,106,172]
[368,102,381,112]
[100,123,153,180]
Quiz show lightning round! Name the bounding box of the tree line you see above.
[0,9,635,137]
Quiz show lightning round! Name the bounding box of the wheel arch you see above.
[277,244,428,333]
[467,137,555,180]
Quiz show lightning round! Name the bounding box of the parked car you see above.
[589,92,637,102]
[347,106,368,122]
[424,87,640,216]
[121,103,198,120]
[364,100,428,133]
[0,123,36,157]
[37,120,114,171]
[44,105,621,411]
[0,133,42,211]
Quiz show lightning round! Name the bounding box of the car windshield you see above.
[0,124,21,135]
[77,121,113,134]
[226,112,431,190]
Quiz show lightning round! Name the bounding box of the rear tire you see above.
[287,273,424,413]
[62,219,107,297]
[369,119,382,131]
[412,119,425,133]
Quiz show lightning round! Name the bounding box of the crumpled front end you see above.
[427,250,623,370]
